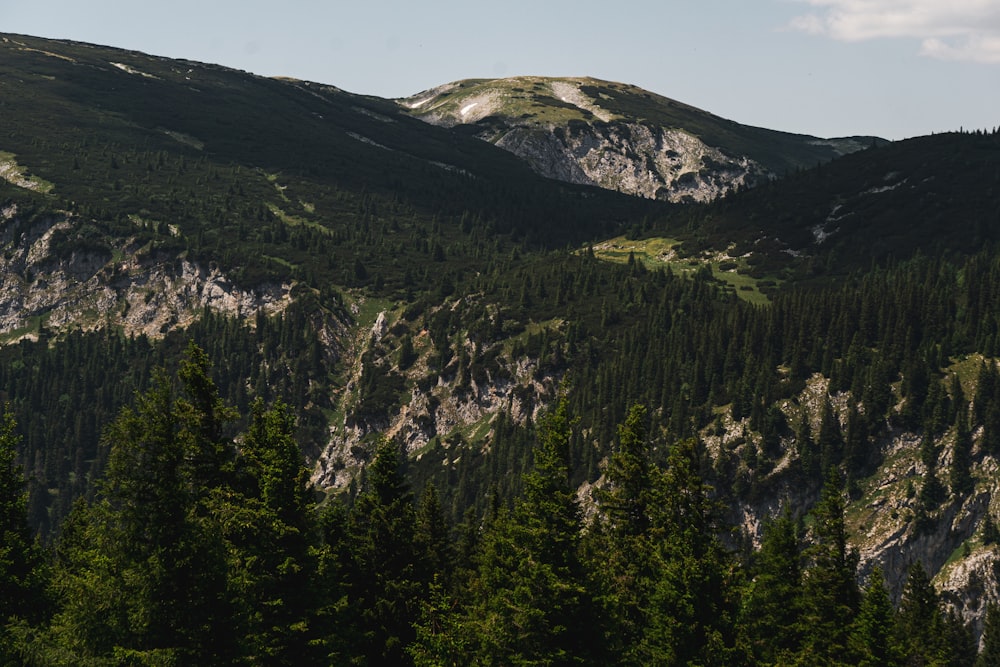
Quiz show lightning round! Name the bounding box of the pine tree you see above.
[642,437,738,665]
[345,440,425,665]
[739,507,803,664]
[798,470,860,662]
[977,602,1000,667]
[0,409,49,663]
[849,567,901,667]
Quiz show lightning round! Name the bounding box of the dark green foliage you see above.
[3,31,1000,667]
[977,603,1000,667]
[0,410,49,664]
[799,471,860,662]
[951,407,975,496]
[896,561,976,667]
[43,362,235,663]
[739,508,804,664]
[586,404,659,663]
[465,396,597,665]
[344,441,427,665]
[641,437,739,665]
[849,568,902,667]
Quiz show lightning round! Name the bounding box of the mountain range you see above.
[2,31,1000,658]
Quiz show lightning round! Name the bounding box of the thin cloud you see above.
[789,0,1000,63]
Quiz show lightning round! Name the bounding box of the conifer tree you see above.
[217,398,320,664]
[642,437,738,665]
[44,356,236,664]
[977,602,1000,667]
[0,409,49,664]
[739,507,803,664]
[464,396,597,665]
[849,567,901,667]
[894,561,963,666]
[950,407,975,496]
[345,440,425,665]
[588,404,659,664]
[798,470,860,662]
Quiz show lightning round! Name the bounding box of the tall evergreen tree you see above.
[0,410,49,665]
[977,602,1000,667]
[345,440,426,665]
[950,407,975,497]
[215,398,320,664]
[894,561,965,666]
[44,356,235,664]
[739,507,804,664]
[849,567,901,667]
[798,470,860,663]
[588,404,659,664]
[464,396,597,665]
[642,437,738,665]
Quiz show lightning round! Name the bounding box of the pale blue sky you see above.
[2,0,998,140]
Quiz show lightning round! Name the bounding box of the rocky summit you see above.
[402,76,877,202]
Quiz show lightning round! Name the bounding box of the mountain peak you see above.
[400,76,881,203]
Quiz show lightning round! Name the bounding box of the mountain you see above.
[401,76,880,202]
[2,32,1000,660]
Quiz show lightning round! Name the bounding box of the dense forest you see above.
[1,344,997,665]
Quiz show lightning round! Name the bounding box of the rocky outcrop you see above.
[493,122,768,203]
[402,76,876,204]
[0,208,293,340]
[311,308,559,490]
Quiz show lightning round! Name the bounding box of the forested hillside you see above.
[1,32,1000,664]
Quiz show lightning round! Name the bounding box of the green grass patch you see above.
[588,236,778,304]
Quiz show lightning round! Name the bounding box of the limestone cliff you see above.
[403,76,877,203]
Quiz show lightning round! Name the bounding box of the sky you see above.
[2,0,998,140]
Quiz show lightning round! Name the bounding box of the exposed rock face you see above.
[311,309,558,490]
[0,209,292,340]
[402,76,875,204]
[492,122,768,203]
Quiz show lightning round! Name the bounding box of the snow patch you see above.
[460,102,479,116]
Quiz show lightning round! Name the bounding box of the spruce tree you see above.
[0,410,49,664]
[588,404,659,664]
[218,398,320,664]
[950,408,975,497]
[465,396,597,665]
[345,440,425,665]
[45,356,236,663]
[977,602,1000,667]
[739,507,803,664]
[849,567,901,667]
[642,438,738,665]
[798,470,860,662]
